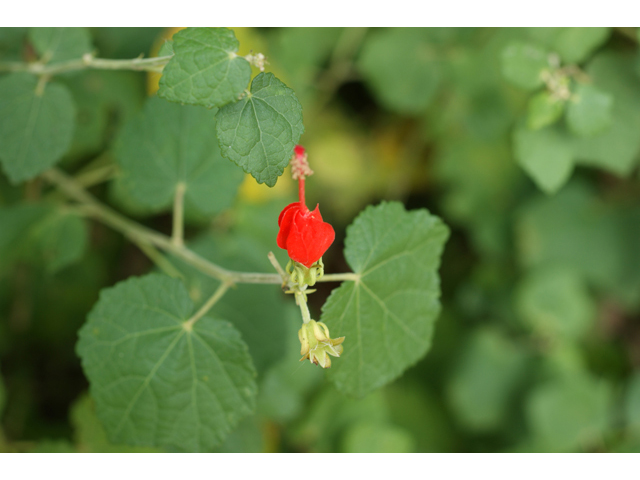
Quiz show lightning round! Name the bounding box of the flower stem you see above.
[295,290,312,324]
[298,176,306,208]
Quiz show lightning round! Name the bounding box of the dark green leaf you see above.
[0,74,75,183]
[76,273,257,452]
[216,72,304,187]
[321,202,449,397]
[115,96,243,215]
[158,27,251,108]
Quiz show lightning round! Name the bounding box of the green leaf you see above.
[526,372,612,451]
[70,393,163,452]
[76,273,257,452]
[27,209,88,273]
[321,202,449,397]
[551,28,610,65]
[572,52,640,175]
[624,372,640,437]
[216,72,304,187]
[358,28,442,114]
[516,266,596,341]
[447,328,529,432]
[29,27,93,64]
[0,74,75,183]
[157,39,174,57]
[526,91,565,130]
[566,84,613,137]
[170,232,288,376]
[0,203,49,269]
[342,421,415,453]
[513,122,574,194]
[0,27,27,60]
[31,440,76,453]
[501,42,549,90]
[114,96,243,215]
[158,27,251,108]
[516,181,624,289]
[0,363,5,416]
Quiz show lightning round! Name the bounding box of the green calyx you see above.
[286,258,324,287]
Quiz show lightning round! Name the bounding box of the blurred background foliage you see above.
[1,27,640,452]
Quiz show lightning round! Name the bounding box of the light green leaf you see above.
[572,52,640,175]
[114,96,243,215]
[527,91,565,130]
[526,372,612,451]
[158,27,251,108]
[624,372,640,437]
[29,27,93,64]
[513,123,574,194]
[157,39,174,57]
[342,421,415,453]
[501,42,549,90]
[321,202,449,397]
[358,28,442,114]
[516,266,596,340]
[551,27,610,65]
[0,74,75,183]
[567,84,613,137]
[447,328,529,431]
[216,72,304,187]
[76,273,257,452]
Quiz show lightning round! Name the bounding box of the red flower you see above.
[277,202,335,268]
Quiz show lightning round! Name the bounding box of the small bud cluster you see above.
[244,52,267,72]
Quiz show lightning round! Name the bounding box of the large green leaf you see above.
[114,96,243,215]
[158,27,251,108]
[549,27,610,65]
[76,273,257,452]
[29,27,93,64]
[0,74,75,183]
[321,202,449,397]
[216,72,304,187]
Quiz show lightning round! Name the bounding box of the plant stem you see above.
[43,167,360,286]
[183,282,231,329]
[135,241,184,280]
[172,182,186,247]
[295,291,312,324]
[0,54,172,76]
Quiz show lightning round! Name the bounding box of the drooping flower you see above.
[298,320,345,368]
[277,145,335,268]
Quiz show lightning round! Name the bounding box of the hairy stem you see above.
[0,54,172,76]
[43,168,360,286]
[295,291,312,324]
[172,182,186,247]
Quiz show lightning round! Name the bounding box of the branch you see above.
[172,182,186,247]
[0,54,173,76]
[43,167,360,286]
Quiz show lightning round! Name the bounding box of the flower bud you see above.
[298,320,345,368]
